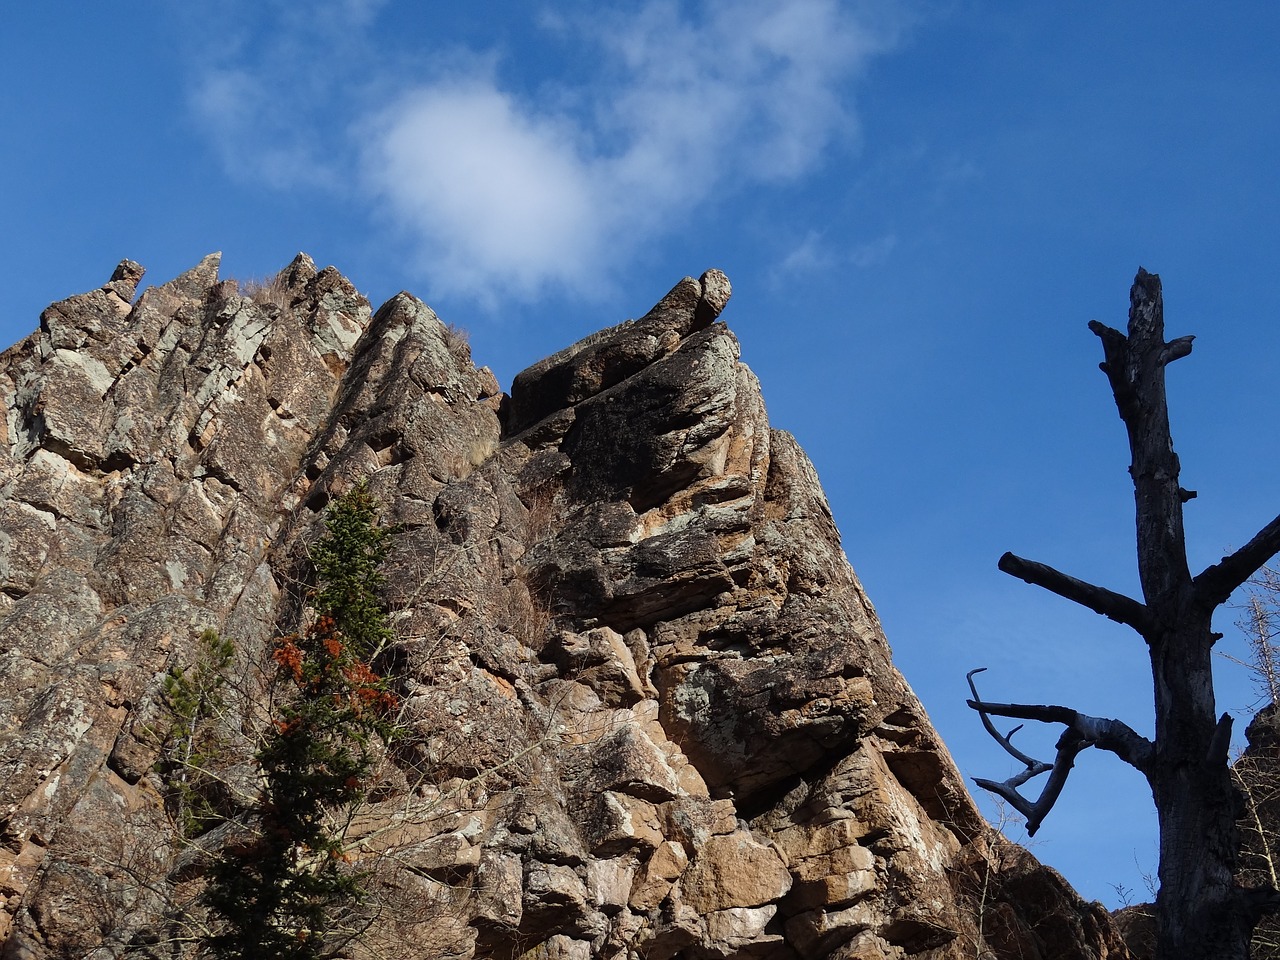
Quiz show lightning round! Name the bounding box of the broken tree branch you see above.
[1205,712,1234,767]
[968,699,1154,773]
[997,552,1154,635]
[1160,335,1195,366]
[1194,512,1280,609]
[1088,319,1138,420]
[966,670,1155,836]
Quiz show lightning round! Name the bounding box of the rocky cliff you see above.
[0,255,1129,959]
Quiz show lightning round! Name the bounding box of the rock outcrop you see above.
[0,255,1129,958]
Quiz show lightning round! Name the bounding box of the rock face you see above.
[0,256,1129,958]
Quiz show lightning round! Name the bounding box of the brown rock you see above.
[0,258,1129,960]
[677,831,793,913]
[630,840,689,912]
[582,790,665,856]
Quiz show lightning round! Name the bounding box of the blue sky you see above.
[6,2,1280,907]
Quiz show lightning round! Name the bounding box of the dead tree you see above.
[968,268,1280,960]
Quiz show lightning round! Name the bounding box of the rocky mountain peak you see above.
[0,256,1128,958]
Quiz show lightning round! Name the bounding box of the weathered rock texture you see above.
[0,256,1129,958]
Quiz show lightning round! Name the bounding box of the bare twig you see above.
[966,669,1051,783]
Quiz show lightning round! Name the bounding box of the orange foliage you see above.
[272,637,304,683]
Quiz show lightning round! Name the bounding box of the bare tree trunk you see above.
[1150,610,1248,958]
[1100,271,1249,958]
[970,269,1280,959]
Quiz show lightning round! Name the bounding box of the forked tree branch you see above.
[998,553,1154,636]
[966,669,1154,836]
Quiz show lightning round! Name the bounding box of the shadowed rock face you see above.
[0,256,1128,959]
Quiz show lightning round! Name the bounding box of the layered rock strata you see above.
[0,255,1128,958]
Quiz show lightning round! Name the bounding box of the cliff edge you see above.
[0,255,1128,958]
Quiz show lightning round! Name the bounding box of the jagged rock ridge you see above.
[0,255,1129,958]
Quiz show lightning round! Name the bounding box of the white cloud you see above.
[364,1,908,302]
[183,0,911,304]
[365,83,604,303]
[181,1,372,192]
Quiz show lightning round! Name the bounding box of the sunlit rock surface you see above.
[0,256,1129,958]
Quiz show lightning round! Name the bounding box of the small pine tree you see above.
[203,482,399,959]
[310,482,396,662]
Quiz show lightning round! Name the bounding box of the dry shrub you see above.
[521,486,558,544]
[444,323,471,364]
[239,273,295,312]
